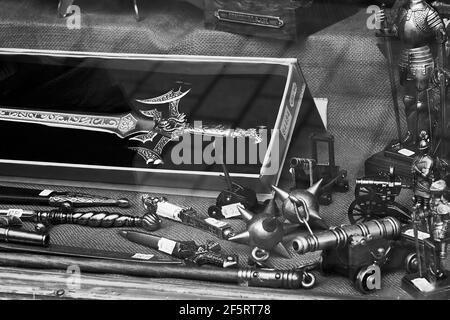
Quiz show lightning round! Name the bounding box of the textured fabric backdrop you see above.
[0,0,434,299]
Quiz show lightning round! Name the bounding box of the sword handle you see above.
[35,211,161,231]
[48,193,130,209]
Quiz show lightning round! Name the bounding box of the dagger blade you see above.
[119,230,170,253]
[0,186,130,208]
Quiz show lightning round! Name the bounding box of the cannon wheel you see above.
[347,195,387,224]
[348,197,411,224]
[385,202,411,224]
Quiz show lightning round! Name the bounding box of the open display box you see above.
[0,49,325,196]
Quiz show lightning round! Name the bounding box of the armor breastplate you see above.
[397,2,440,48]
[413,154,434,197]
[413,154,434,176]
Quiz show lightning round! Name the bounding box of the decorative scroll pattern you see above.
[118,114,138,134]
[171,124,262,144]
[130,131,159,143]
[135,88,191,105]
[0,108,121,130]
[129,147,164,165]
[140,109,162,121]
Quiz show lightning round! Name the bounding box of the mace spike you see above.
[262,198,280,216]
[271,185,290,201]
[228,231,251,245]
[306,178,323,196]
[272,242,292,259]
[238,206,254,222]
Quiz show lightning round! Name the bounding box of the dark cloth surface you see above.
[0,0,441,299]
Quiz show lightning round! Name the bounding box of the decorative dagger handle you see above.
[189,250,238,269]
[34,211,161,231]
[48,193,130,209]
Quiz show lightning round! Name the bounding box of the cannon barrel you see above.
[291,217,402,255]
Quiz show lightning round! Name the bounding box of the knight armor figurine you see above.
[412,131,435,212]
[379,0,448,146]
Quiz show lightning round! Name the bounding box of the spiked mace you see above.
[228,199,295,262]
[271,180,329,231]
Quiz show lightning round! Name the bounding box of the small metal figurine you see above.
[402,178,450,298]
[228,199,294,263]
[412,131,435,217]
[378,1,448,149]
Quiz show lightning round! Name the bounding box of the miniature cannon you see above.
[348,167,411,224]
[290,133,349,205]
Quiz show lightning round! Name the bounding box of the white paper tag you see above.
[156,202,183,222]
[280,108,293,140]
[404,229,430,240]
[221,203,244,219]
[289,82,298,108]
[131,253,155,261]
[6,209,24,218]
[398,148,415,157]
[412,278,435,292]
[204,217,228,228]
[39,189,54,197]
[157,238,177,255]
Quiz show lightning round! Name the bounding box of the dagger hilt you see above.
[190,250,238,268]
[48,193,130,210]
[34,211,161,231]
[176,240,238,268]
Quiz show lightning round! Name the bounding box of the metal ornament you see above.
[0,86,261,165]
[271,181,328,231]
[119,230,238,268]
[228,200,291,262]
[0,208,161,232]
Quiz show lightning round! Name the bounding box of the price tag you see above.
[157,238,177,255]
[404,229,430,240]
[39,189,54,197]
[398,149,415,157]
[156,202,183,222]
[221,203,244,219]
[204,217,228,228]
[131,253,155,260]
[412,278,435,292]
[6,209,24,218]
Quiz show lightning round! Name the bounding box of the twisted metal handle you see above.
[35,211,161,231]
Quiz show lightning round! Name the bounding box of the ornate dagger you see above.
[0,208,161,231]
[119,230,238,268]
[143,195,236,240]
[0,87,261,165]
[0,185,129,212]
